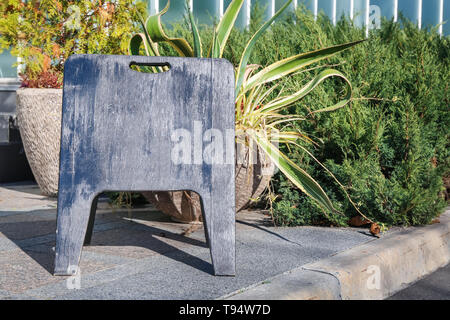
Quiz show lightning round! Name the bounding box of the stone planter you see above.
[16,88,62,196]
[235,143,274,211]
[142,141,274,223]
[142,190,203,224]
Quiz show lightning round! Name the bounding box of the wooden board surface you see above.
[54,55,236,277]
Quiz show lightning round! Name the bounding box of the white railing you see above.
[148,0,448,36]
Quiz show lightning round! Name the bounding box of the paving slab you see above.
[0,182,376,300]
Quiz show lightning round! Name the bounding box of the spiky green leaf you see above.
[235,0,293,97]
[261,69,352,113]
[186,0,202,57]
[145,0,194,57]
[249,130,336,213]
[129,33,150,56]
[244,40,364,93]
[215,0,245,57]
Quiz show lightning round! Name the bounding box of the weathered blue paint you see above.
[54,54,236,277]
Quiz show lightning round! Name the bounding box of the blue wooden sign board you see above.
[54,55,236,277]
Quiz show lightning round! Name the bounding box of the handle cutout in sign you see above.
[129,61,171,74]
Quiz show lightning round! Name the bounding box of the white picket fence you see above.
[148,0,448,36]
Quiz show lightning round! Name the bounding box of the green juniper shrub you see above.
[264,10,449,227]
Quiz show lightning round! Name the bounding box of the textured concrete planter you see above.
[16,88,62,196]
[235,143,274,212]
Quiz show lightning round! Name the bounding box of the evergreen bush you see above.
[243,10,449,227]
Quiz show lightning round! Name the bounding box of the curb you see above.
[223,208,450,300]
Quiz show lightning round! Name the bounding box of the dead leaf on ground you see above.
[349,215,371,227]
[370,223,381,237]
[431,218,440,224]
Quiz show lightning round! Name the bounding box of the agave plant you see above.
[129,0,365,216]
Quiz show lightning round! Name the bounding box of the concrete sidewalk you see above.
[0,182,448,300]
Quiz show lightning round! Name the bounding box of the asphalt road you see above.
[388,263,450,300]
